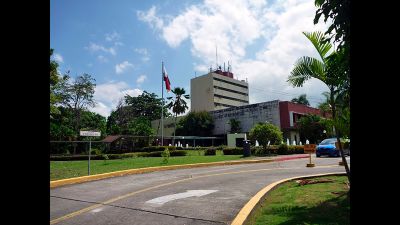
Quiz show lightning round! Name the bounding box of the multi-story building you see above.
[190,68,249,112]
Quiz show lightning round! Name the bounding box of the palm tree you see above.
[291,94,310,106]
[288,31,350,180]
[166,87,190,145]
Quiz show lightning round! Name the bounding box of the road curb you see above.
[50,155,309,188]
[230,172,347,225]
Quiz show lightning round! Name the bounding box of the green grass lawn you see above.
[50,150,251,181]
[247,175,350,225]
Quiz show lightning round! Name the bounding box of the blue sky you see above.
[51,0,331,117]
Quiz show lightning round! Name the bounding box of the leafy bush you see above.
[204,148,216,155]
[215,145,227,150]
[176,146,184,150]
[144,151,163,157]
[277,144,304,155]
[277,144,289,155]
[161,148,170,163]
[142,146,166,152]
[169,150,187,156]
[223,147,243,155]
[167,146,176,151]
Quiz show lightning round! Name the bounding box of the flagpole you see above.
[161,61,164,146]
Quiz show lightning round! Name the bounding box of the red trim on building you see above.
[279,101,324,130]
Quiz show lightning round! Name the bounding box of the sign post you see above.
[304,144,316,167]
[80,130,101,175]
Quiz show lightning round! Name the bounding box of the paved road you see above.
[50,155,350,225]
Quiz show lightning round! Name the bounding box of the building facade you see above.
[190,69,249,112]
[151,100,324,145]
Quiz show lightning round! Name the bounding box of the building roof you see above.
[101,135,123,143]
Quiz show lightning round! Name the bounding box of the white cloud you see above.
[137,6,164,30]
[90,81,143,117]
[53,53,63,63]
[139,0,331,107]
[97,55,108,63]
[136,75,147,84]
[115,61,134,74]
[105,31,120,42]
[85,42,116,56]
[134,48,150,62]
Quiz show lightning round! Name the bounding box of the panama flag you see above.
[163,65,171,92]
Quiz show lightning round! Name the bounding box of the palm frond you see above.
[303,31,332,61]
[288,56,325,87]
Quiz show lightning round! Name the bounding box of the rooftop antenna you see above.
[195,71,197,77]
[215,45,218,69]
[224,62,225,71]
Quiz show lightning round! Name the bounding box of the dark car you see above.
[316,138,350,157]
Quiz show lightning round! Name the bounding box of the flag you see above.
[163,65,171,92]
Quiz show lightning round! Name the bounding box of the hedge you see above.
[204,148,216,155]
[222,147,243,155]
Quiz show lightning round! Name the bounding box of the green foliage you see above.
[166,87,190,144]
[106,91,170,135]
[127,117,154,147]
[161,148,170,163]
[50,48,61,117]
[229,119,242,133]
[175,111,214,136]
[291,94,310,106]
[169,150,187,156]
[103,154,109,165]
[204,148,216,156]
[314,0,350,52]
[142,146,166,152]
[222,147,243,155]
[249,123,283,150]
[296,114,326,144]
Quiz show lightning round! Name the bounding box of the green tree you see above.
[296,114,326,144]
[58,73,96,149]
[166,87,190,145]
[288,31,350,179]
[314,0,350,52]
[291,94,310,106]
[175,111,214,136]
[229,118,241,133]
[249,123,283,153]
[127,117,155,147]
[50,49,61,117]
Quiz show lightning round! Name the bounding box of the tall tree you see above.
[166,87,190,145]
[288,31,350,180]
[175,111,214,137]
[50,49,61,117]
[296,114,326,144]
[291,94,310,106]
[59,73,96,141]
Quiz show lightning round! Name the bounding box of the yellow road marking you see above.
[50,164,340,224]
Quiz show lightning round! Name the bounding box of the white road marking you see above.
[91,207,104,213]
[146,190,218,205]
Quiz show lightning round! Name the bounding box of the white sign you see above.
[146,190,218,205]
[80,131,101,137]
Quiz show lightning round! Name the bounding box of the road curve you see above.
[50,156,349,225]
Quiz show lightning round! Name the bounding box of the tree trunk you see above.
[172,113,177,146]
[330,88,350,182]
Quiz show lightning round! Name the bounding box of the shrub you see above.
[169,150,187,156]
[277,144,289,155]
[252,147,266,156]
[204,148,216,156]
[161,148,170,163]
[167,146,176,151]
[215,145,226,150]
[223,147,243,155]
[143,146,166,152]
[176,146,184,150]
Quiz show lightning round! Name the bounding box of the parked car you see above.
[316,138,350,157]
